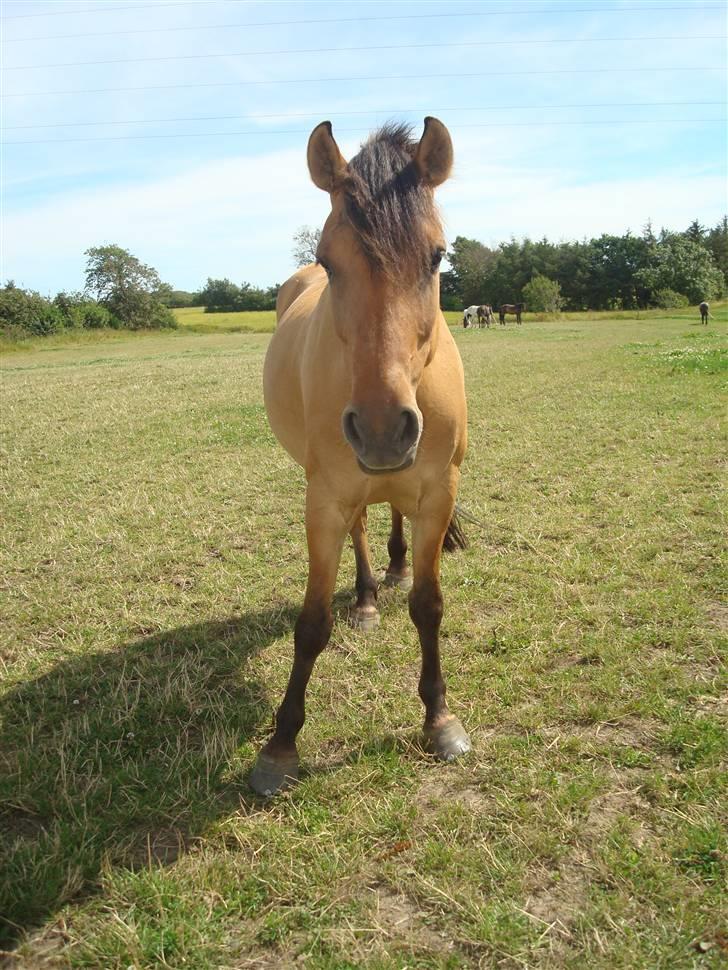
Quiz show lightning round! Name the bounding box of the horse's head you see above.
[307,118,453,474]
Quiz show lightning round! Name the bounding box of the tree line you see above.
[1,245,178,338]
[4,219,725,340]
[0,244,282,340]
[171,278,279,313]
[441,218,728,312]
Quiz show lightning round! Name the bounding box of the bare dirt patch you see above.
[414,770,494,817]
[366,883,454,955]
[525,773,654,944]
[706,601,728,633]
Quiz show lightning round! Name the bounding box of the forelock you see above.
[342,123,440,279]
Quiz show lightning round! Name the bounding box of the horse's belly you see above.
[263,320,307,467]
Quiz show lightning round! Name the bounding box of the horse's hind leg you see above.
[349,508,380,631]
[250,487,350,796]
[409,478,471,761]
[384,506,412,590]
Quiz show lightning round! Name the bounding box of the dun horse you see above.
[498,303,523,326]
[250,119,471,796]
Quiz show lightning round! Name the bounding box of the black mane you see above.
[343,123,440,279]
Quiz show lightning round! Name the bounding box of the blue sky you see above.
[2,0,726,295]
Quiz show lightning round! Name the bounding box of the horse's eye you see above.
[431,248,445,273]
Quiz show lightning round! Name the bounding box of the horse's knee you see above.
[294,603,333,659]
[408,581,443,633]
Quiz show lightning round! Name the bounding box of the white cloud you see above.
[3,122,725,294]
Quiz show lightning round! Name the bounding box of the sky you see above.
[2,0,726,295]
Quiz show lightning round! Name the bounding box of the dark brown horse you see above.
[477,304,495,328]
[250,119,471,796]
[699,301,710,325]
[498,303,523,326]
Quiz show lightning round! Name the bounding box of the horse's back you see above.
[276,264,325,323]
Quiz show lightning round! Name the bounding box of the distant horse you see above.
[498,303,524,326]
[250,118,471,796]
[477,304,495,328]
[699,301,710,325]
[462,305,479,328]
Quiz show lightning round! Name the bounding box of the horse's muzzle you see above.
[342,405,421,473]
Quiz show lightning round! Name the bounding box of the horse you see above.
[498,303,524,326]
[462,305,479,328]
[250,118,471,796]
[699,301,710,325]
[477,304,495,328]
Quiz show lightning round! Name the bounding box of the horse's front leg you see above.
[250,487,351,796]
[409,481,471,761]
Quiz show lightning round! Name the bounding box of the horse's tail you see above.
[443,509,467,552]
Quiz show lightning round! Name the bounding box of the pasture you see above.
[1,310,726,968]
[173,307,277,334]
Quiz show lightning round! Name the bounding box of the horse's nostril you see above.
[396,408,420,450]
[342,408,363,452]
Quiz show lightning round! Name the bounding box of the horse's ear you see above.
[413,116,453,188]
[307,121,348,193]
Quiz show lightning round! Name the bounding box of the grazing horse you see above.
[498,303,524,326]
[462,305,479,328]
[250,118,471,796]
[699,301,710,325]
[477,304,495,328]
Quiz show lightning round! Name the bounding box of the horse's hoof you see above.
[249,751,299,797]
[383,571,413,591]
[424,717,472,762]
[349,607,381,632]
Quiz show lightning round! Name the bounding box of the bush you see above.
[53,291,121,329]
[0,284,66,335]
[652,289,689,309]
[522,274,563,313]
[82,303,120,329]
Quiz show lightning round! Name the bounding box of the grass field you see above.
[171,304,726,335]
[1,308,726,968]
[173,306,277,333]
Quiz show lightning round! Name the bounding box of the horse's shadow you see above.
[0,605,301,949]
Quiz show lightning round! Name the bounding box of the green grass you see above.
[173,306,277,333]
[1,307,726,968]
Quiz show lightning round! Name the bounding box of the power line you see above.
[4,65,723,99]
[3,34,719,71]
[0,2,214,20]
[5,101,725,131]
[4,118,724,147]
[4,6,723,43]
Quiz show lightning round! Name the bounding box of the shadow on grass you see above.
[0,607,299,949]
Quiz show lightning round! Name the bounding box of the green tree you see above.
[587,234,650,309]
[198,277,241,312]
[84,245,176,330]
[684,219,707,244]
[236,282,270,311]
[706,216,728,287]
[522,274,563,312]
[636,234,724,305]
[446,236,498,306]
